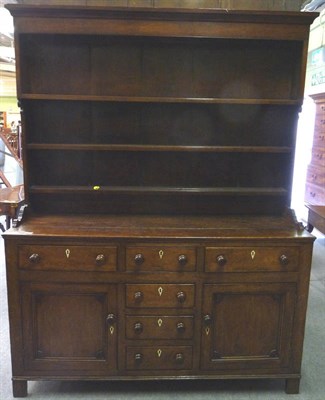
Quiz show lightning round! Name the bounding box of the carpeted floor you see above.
[0,221,324,400]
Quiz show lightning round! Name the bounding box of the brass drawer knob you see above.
[176,322,185,333]
[134,291,143,302]
[134,353,143,363]
[216,254,227,267]
[134,253,145,265]
[178,254,188,266]
[204,314,212,325]
[134,322,143,334]
[29,253,40,263]
[175,353,184,363]
[95,254,106,266]
[176,291,186,303]
[106,313,116,325]
[279,254,289,266]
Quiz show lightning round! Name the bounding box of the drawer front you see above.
[311,147,325,167]
[305,183,325,205]
[314,114,325,134]
[315,102,325,131]
[306,164,325,187]
[125,245,196,272]
[126,315,194,340]
[18,245,117,271]
[126,284,195,308]
[315,101,325,115]
[205,246,299,272]
[312,130,325,147]
[126,346,193,370]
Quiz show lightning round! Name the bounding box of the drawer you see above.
[125,245,196,272]
[314,114,325,134]
[305,183,325,205]
[126,346,193,370]
[315,102,325,115]
[126,284,195,308]
[306,165,325,188]
[18,245,117,271]
[312,130,325,147]
[126,315,194,340]
[311,147,325,167]
[205,246,299,272]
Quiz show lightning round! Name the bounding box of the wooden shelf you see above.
[29,185,288,196]
[20,94,301,106]
[14,7,311,216]
[27,144,292,153]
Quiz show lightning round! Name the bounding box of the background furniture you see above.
[306,204,325,233]
[3,5,316,398]
[305,93,325,233]
[0,184,24,231]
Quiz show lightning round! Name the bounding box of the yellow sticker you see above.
[93,186,100,190]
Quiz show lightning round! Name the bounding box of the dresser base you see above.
[12,375,302,398]
[4,213,314,398]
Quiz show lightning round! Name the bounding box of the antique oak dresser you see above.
[3,5,317,397]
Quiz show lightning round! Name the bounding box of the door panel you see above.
[201,283,296,370]
[21,283,117,373]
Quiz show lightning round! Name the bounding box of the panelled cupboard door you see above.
[21,283,117,373]
[201,283,296,371]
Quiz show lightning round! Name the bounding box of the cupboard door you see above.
[201,283,296,371]
[21,283,117,373]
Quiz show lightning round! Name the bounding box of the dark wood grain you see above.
[3,5,317,397]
